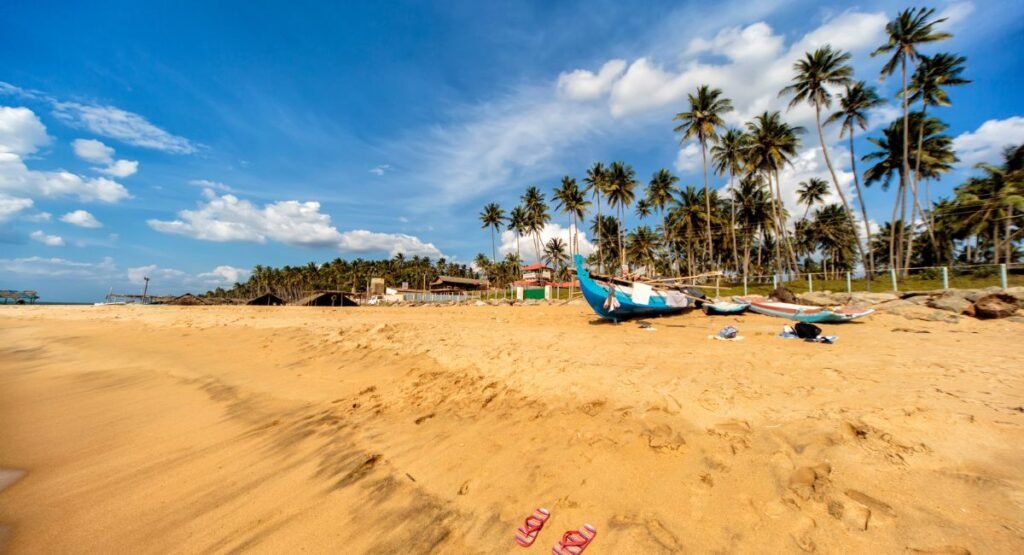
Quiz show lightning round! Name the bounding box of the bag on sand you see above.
[794,322,821,339]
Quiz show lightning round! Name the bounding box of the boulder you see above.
[965,286,1004,303]
[770,287,798,304]
[1002,286,1024,306]
[849,292,899,306]
[799,291,845,307]
[973,294,1019,319]
[926,295,972,314]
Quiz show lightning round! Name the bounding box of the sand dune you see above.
[1,304,1023,553]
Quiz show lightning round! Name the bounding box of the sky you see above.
[2,0,1023,301]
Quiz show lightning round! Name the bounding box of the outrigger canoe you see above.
[733,296,873,323]
[703,301,749,315]
[575,255,693,322]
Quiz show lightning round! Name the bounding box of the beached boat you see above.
[733,296,873,323]
[574,255,692,322]
[702,300,749,315]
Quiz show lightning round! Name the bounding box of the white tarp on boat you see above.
[631,282,653,305]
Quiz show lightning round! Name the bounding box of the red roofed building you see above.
[513,263,577,288]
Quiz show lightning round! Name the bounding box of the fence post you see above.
[1000,264,1008,289]
[941,266,949,290]
[743,274,748,296]
[890,268,898,292]
[772,274,778,289]
[846,272,851,293]
[807,273,813,293]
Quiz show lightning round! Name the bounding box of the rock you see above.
[771,287,798,304]
[1003,286,1024,305]
[799,291,845,307]
[927,311,961,324]
[1007,316,1024,324]
[926,295,972,314]
[974,294,1019,319]
[849,292,899,306]
[474,300,486,306]
[965,286,1003,303]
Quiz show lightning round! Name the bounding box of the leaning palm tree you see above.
[552,176,590,257]
[645,168,680,272]
[711,128,747,270]
[873,8,952,274]
[673,85,733,265]
[780,45,864,267]
[605,161,637,272]
[478,202,506,263]
[905,52,970,256]
[583,162,608,272]
[796,178,829,220]
[826,81,884,275]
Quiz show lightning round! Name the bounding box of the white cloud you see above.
[369,164,391,176]
[148,191,443,257]
[60,209,103,228]
[126,263,253,293]
[0,108,131,203]
[189,179,233,192]
[52,101,195,154]
[24,210,51,222]
[29,230,65,247]
[557,59,627,101]
[674,142,702,173]
[398,216,409,223]
[498,222,595,262]
[97,159,138,178]
[72,138,114,164]
[0,256,115,278]
[939,1,976,26]
[0,195,33,221]
[0,106,50,155]
[952,116,1024,168]
[198,265,250,286]
[127,264,185,286]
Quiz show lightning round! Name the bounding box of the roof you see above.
[521,263,552,271]
[0,289,39,300]
[289,290,355,306]
[513,280,578,288]
[431,276,488,286]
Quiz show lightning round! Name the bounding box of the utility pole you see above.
[142,276,150,302]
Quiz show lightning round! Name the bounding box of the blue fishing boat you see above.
[702,301,749,315]
[733,296,873,323]
[574,255,692,322]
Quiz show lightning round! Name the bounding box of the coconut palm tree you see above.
[507,205,528,262]
[711,128,747,272]
[605,161,638,272]
[735,174,772,276]
[552,176,590,257]
[796,178,830,220]
[583,162,608,272]
[673,85,733,264]
[780,45,864,267]
[478,202,506,263]
[667,185,706,276]
[522,187,549,264]
[589,215,619,270]
[645,168,680,272]
[956,159,1024,264]
[873,7,952,274]
[542,237,569,273]
[634,198,653,220]
[626,226,661,275]
[826,81,885,275]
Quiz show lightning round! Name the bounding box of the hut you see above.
[0,290,39,304]
[429,276,488,293]
[290,290,358,307]
[247,292,285,306]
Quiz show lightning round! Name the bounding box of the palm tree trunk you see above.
[595,196,603,273]
[888,182,901,271]
[848,135,874,277]
[618,204,626,272]
[491,227,497,263]
[765,171,784,275]
[773,170,800,277]
[899,54,911,277]
[899,172,909,275]
[816,103,866,274]
[700,138,713,267]
[729,173,739,274]
[911,101,938,255]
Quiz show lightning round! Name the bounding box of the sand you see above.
[0,303,1022,553]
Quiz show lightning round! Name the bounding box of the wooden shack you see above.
[247,292,285,306]
[429,276,488,293]
[290,290,358,307]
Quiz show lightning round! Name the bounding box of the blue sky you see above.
[2,0,1022,301]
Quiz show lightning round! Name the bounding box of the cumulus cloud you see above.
[198,265,250,286]
[71,138,114,164]
[126,263,253,292]
[557,59,627,101]
[952,116,1024,168]
[0,255,115,278]
[0,108,131,203]
[148,190,443,257]
[53,102,195,154]
[189,179,233,192]
[369,164,391,176]
[674,142,702,173]
[498,223,595,262]
[0,195,33,221]
[29,230,65,246]
[60,209,102,228]
[97,159,138,178]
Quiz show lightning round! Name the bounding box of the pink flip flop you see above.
[552,523,597,555]
[515,507,551,547]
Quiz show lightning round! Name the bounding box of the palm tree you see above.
[589,215,619,270]
[780,45,864,267]
[507,205,528,262]
[645,168,680,273]
[522,187,550,264]
[796,178,829,220]
[673,85,733,265]
[873,7,952,274]
[626,226,661,275]
[667,186,705,276]
[583,162,608,272]
[711,128,747,272]
[605,161,637,272]
[479,203,506,263]
[826,81,884,275]
[634,198,653,220]
[552,176,590,257]
[956,158,1024,265]
[735,174,772,276]
[905,52,970,259]
[542,237,569,272]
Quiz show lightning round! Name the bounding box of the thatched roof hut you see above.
[290,290,357,307]
[247,292,285,306]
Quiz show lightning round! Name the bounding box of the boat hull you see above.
[733,296,873,323]
[703,302,749,315]
[574,256,688,322]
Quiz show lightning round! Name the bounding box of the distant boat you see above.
[574,255,693,322]
[703,300,749,315]
[733,296,873,323]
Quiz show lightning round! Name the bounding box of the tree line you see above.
[478,7,1022,286]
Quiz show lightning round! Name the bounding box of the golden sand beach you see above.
[1,304,1023,553]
